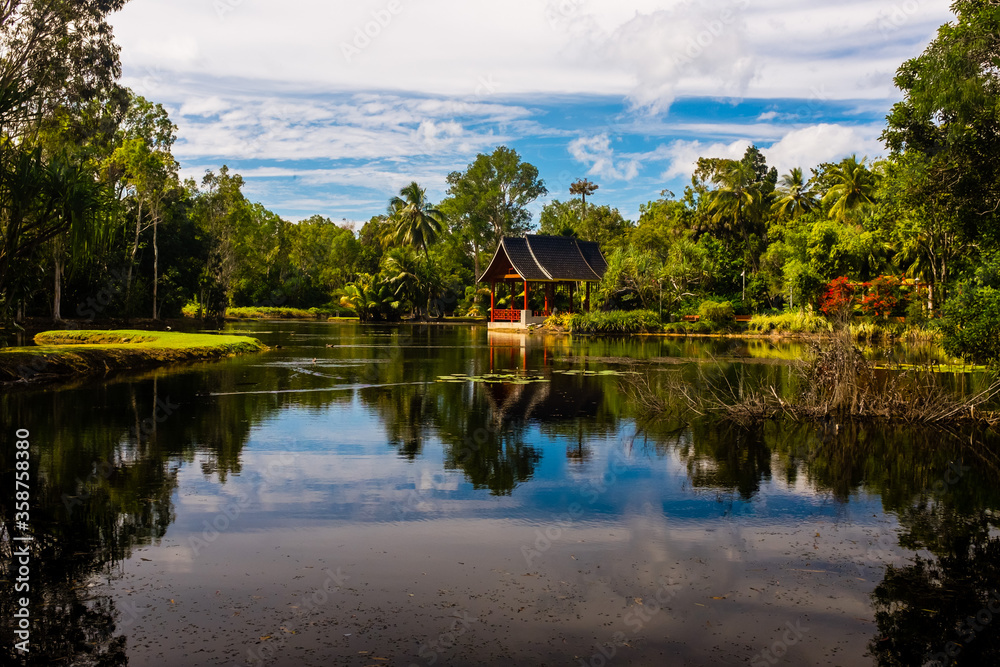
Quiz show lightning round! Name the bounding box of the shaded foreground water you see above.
[2,322,999,666]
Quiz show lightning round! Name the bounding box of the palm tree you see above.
[822,156,878,223]
[705,161,770,270]
[340,274,401,322]
[771,168,817,219]
[388,181,443,260]
[387,181,444,318]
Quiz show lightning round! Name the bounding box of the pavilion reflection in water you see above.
[485,331,606,461]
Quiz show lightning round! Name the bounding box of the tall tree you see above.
[820,155,878,223]
[0,0,130,140]
[109,94,178,318]
[882,0,1000,246]
[443,146,547,277]
[569,178,598,222]
[771,168,818,220]
[388,181,443,260]
[387,181,443,317]
[696,146,776,272]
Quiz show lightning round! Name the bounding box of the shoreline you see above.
[0,329,266,387]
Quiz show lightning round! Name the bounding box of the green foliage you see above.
[748,311,832,334]
[538,199,631,251]
[698,299,734,322]
[339,273,401,323]
[568,310,661,334]
[941,285,1000,364]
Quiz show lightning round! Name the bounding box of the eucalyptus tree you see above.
[109,94,178,318]
[443,146,547,275]
[0,0,130,139]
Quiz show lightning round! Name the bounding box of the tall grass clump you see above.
[748,311,832,334]
[569,310,661,334]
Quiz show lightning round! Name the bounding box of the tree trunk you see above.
[126,199,143,313]
[52,246,62,322]
[153,210,159,320]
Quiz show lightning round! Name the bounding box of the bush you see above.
[859,275,906,319]
[698,300,734,322]
[820,276,855,323]
[748,311,832,334]
[569,310,661,334]
[940,285,1000,364]
[544,312,573,329]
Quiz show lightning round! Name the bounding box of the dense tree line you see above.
[2,0,1000,359]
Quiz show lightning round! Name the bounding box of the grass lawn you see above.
[0,329,266,384]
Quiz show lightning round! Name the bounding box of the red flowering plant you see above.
[820,276,856,324]
[859,275,905,319]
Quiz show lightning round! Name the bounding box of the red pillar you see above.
[586,282,591,312]
[544,283,549,314]
[490,281,495,321]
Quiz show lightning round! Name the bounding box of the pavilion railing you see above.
[492,309,521,322]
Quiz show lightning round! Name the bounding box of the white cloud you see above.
[163,93,522,162]
[568,134,640,181]
[111,0,954,107]
[761,123,885,174]
[655,123,885,181]
[658,138,750,180]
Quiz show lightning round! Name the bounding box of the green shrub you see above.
[940,285,1000,364]
[748,311,832,334]
[698,300,734,322]
[545,312,573,329]
[568,310,661,334]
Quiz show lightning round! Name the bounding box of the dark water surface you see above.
[2,322,999,666]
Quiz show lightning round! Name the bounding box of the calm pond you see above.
[2,321,999,666]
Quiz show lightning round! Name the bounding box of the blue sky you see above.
[109,0,954,226]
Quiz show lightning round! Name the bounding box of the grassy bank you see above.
[0,330,266,384]
[180,304,355,320]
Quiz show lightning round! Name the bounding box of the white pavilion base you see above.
[487,310,548,330]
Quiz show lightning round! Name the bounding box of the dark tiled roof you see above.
[477,235,607,282]
[503,237,550,281]
[576,240,608,276]
[525,234,602,281]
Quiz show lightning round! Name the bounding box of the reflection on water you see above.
[1,321,998,665]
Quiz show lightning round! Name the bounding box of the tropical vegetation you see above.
[3,1,1000,363]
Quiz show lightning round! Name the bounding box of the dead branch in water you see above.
[626,332,1000,427]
